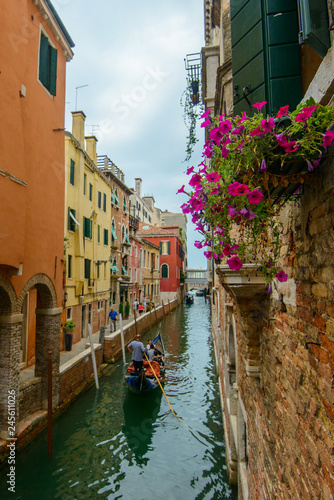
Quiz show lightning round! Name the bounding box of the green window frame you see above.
[98,191,102,209]
[70,160,75,186]
[297,0,330,58]
[161,264,168,278]
[111,224,118,242]
[83,216,92,239]
[68,254,72,279]
[104,229,109,246]
[68,208,76,232]
[97,225,100,243]
[103,193,107,212]
[89,183,93,201]
[114,191,120,205]
[84,259,91,279]
[83,173,87,195]
[39,32,57,96]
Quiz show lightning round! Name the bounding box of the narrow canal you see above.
[1,297,237,500]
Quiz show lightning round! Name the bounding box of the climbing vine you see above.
[180,88,204,163]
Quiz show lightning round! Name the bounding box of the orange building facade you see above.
[0,0,73,437]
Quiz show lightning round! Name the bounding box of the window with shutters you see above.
[84,259,91,280]
[38,32,57,96]
[297,0,330,58]
[89,183,93,201]
[98,192,102,209]
[83,216,92,239]
[161,264,169,279]
[230,0,302,116]
[68,254,72,279]
[68,208,76,232]
[104,229,109,246]
[70,160,75,186]
[103,193,107,212]
[160,241,170,255]
[97,225,100,243]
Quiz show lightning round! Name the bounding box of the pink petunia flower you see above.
[186,166,194,175]
[206,171,221,183]
[322,131,334,148]
[203,145,213,158]
[228,182,250,196]
[276,270,288,282]
[201,118,211,128]
[247,189,264,204]
[210,185,221,195]
[252,101,267,111]
[260,118,275,133]
[204,250,213,259]
[295,105,318,122]
[239,111,248,123]
[228,205,237,218]
[231,125,245,135]
[180,203,191,214]
[177,185,186,194]
[210,127,224,144]
[223,244,231,256]
[276,105,289,118]
[189,173,202,187]
[218,120,232,134]
[201,108,211,119]
[194,240,203,249]
[283,141,298,153]
[227,255,243,271]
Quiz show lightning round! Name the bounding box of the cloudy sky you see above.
[54,0,207,268]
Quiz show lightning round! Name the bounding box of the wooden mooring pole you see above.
[48,350,52,456]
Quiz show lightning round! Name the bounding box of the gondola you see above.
[185,295,194,304]
[124,332,165,393]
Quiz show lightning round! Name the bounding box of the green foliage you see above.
[64,319,76,333]
[180,89,204,163]
[125,300,130,316]
[119,302,124,316]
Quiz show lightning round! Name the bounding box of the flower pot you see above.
[265,158,312,201]
[64,332,73,351]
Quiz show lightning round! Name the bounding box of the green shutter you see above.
[70,160,75,185]
[49,45,57,96]
[167,241,170,255]
[103,193,106,212]
[39,34,49,87]
[160,242,162,255]
[161,264,168,278]
[111,226,118,241]
[104,229,109,245]
[231,0,302,116]
[68,208,76,232]
[298,0,330,58]
[84,259,91,279]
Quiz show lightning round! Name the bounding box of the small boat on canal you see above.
[185,294,194,304]
[125,332,165,393]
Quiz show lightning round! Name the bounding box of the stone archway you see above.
[0,276,21,438]
[18,274,61,410]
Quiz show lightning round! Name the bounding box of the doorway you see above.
[81,305,87,338]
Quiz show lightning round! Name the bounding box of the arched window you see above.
[161,264,168,278]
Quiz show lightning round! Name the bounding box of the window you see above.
[104,229,109,246]
[66,307,72,320]
[83,216,92,239]
[114,189,120,205]
[83,174,87,195]
[68,254,72,278]
[161,264,169,278]
[103,193,107,212]
[111,258,119,275]
[160,241,170,255]
[140,249,143,266]
[84,259,91,279]
[297,0,330,58]
[111,221,118,244]
[97,225,100,243]
[135,246,138,257]
[96,262,100,279]
[70,160,75,186]
[98,191,102,209]
[89,183,93,201]
[39,32,57,95]
[68,208,77,232]
[123,197,127,211]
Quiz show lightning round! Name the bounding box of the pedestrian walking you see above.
[108,308,119,333]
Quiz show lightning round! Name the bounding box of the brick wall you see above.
[214,157,334,497]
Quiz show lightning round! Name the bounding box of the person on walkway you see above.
[109,308,119,333]
[133,299,139,315]
[138,302,144,315]
[127,334,145,374]
[142,297,147,312]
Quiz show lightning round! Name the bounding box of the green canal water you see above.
[1,298,237,500]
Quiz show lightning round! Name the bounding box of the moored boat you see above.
[124,332,165,393]
[185,294,194,304]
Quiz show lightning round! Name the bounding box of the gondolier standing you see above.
[127,334,145,375]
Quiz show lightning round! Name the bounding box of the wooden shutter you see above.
[49,45,57,96]
[39,34,49,87]
[160,242,162,255]
[167,241,170,255]
[230,0,302,116]
[84,259,91,279]
[297,0,330,58]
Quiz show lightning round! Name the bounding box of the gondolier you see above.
[127,334,145,375]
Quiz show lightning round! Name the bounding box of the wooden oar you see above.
[144,353,178,417]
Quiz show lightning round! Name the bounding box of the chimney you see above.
[135,178,142,197]
[85,135,98,165]
[71,111,86,148]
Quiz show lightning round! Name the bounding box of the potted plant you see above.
[179,99,334,287]
[124,300,130,318]
[63,319,76,351]
[119,302,124,317]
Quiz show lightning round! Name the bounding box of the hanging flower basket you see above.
[178,98,334,286]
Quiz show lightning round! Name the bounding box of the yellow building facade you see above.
[64,111,111,345]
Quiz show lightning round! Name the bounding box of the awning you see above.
[111,226,118,240]
[125,234,130,245]
[110,264,119,273]
[70,211,81,226]
[122,265,127,275]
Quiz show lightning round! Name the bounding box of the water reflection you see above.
[0,298,237,499]
[122,390,163,463]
